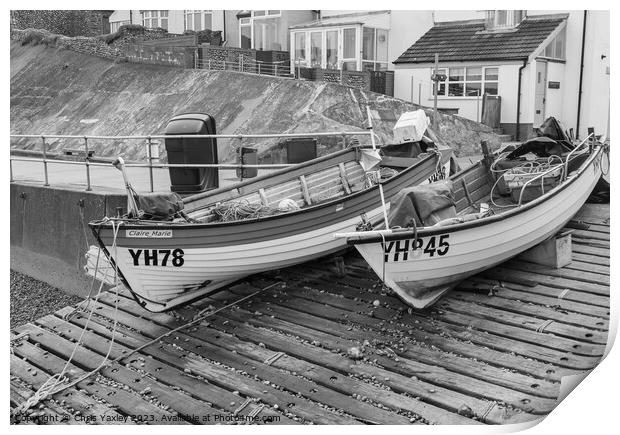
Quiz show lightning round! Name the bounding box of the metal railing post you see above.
[275,63,278,77]
[147,136,154,192]
[10,158,14,182]
[41,135,49,186]
[258,62,261,75]
[240,56,244,73]
[208,59,211,70]
[83,136,91,191]
[341,133,347,150]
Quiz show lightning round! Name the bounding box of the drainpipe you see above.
[576,10,587,139]
[222,10,227,44]
[515,58,528,141]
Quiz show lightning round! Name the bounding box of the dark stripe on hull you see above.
[93,155,439,248]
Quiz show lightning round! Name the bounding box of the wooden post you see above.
[481,140,493,169]
[410,76,414,103]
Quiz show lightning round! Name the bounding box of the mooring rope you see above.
[11,220,123,419]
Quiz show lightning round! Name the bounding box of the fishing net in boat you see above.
[212,200,279,222]
[364,167,399,188]
[212,198,301,222]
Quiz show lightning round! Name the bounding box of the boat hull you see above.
[92,152,441,311]
[353,146,604,309]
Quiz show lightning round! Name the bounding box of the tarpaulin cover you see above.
[137,192,184,221]
[388,180,456,227]
[535,116,573,145]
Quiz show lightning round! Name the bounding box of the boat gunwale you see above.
[347,144,604,245]
[89,150,440,231]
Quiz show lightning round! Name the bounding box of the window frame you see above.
[142,10,168,30]
[432,66,499,98]
[362,26,389,71]
[184,10,213,32]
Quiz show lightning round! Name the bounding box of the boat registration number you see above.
[382,235,450,262]
[128,248,185,267]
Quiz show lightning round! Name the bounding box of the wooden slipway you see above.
[10,203,610,425]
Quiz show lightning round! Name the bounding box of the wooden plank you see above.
[571,243,610,258]
[338,163,352,195]
[83,296,369,425]
[504,260,609,287]
[210,314,534,424]
[460,279,610,319]
[472,278,610,311]
[10,353,129,425]
[264,279,569,380]
[94,292,486,425]
[563,259,610,276]
[298,175,312,205]
[227,286,562,403]
[449,290,609,331]
[566,221,609,234]
[11,331,184,425]
[56,309,293,425]
[570,252,610,267]
[435,298,608,345]
[484,266,609,297]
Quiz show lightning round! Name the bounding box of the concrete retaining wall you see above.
[125,44,194,68]
[10,183,126,297]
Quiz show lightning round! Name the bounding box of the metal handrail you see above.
[563,133,594,181]
[10,131,370,140]
[516,163,564,206]
[515,133,595,205]
[10,130,373,192]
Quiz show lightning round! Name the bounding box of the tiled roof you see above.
[394,15,567,64]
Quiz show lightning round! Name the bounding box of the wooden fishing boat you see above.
[336,135,607,309]
[90,145,447,312]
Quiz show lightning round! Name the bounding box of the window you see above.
[326,30,338,69]
[254,16,279,50]
[240,10,282,50]
[142,10,168,30]
[362,27,388,71]
[342,28,356,71]
[184,10,213,31]
[434,66,499,97]
[294,33,306,66]
[239,17,251,49]
[543,27,566,60]
[252,10,281,17]
[485,10,526,29]
[310,32,322,68]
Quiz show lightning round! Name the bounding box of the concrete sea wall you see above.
[10,183,126,298]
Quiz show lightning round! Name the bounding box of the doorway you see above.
[534,60,548,127]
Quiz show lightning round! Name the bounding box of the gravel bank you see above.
[10,270,83,329]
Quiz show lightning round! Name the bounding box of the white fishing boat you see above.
[88,108,453,312]
[335,134,607,309]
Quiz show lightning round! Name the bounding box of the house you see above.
[288,10,433,72]
[109,10,226,35]
[110,10,316,52]
[393,10,610,140]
